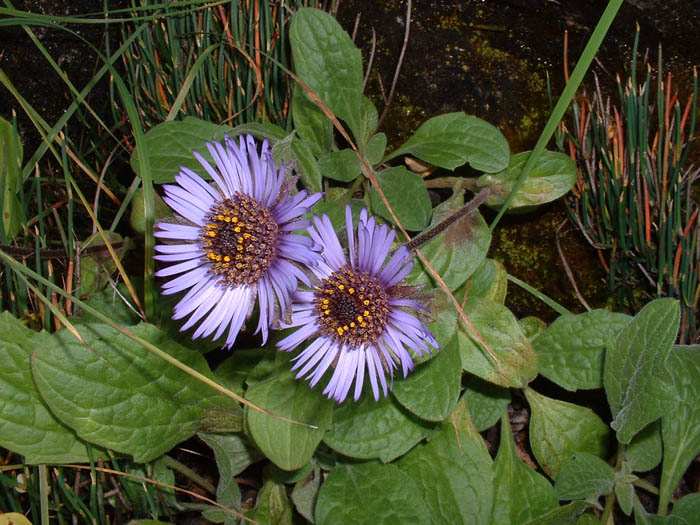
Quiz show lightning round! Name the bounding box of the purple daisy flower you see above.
[276,206,439,403]
[153,134,322,348]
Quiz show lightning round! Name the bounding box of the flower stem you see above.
[162,455,216,495]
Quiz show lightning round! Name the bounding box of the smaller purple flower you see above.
[277,206,439,403]
[154,134,322,348]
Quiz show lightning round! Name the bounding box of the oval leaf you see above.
[31,323,236,462]
[323,395,432,462]
[130,117,234,183]
[492,415,558,524]
[0,314,102,464]
[318,149,361,182]
[534,309,631,391]
[476,150,576,210]
[387,113,509,172]
[397,421,494,524]
[457,297,538,388]
[554,452,615,501]
[246,366,334,471]
[524,387,610,480]
[604,298,679,444]
[315,463,430,525]
[290,8,363,138]
[464,375,511,432]
[370,166,432,231]
[392,335,461,421]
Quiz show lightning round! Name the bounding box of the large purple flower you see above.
[277,206,439,403]
[154,134,321,348]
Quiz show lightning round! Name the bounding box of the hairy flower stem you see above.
[405,187,491,251]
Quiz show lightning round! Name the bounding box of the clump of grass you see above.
[113,0,320,133]
[560,28,699,341]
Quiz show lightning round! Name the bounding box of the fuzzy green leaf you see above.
[457,297,538,388]
[524,388,610,480]
[364,133,387,165]
[292,84,332,157]
[492,415,558,525]
[534,309,631,391]
[370,166,432,231]
[323,394,432,462]
[387,113,509,172]
[290,8,363,139]
[521,501,590,525]
[246,365,334,471]
[392,335,461,421]
[604,298,679,444]
[315,463,431,525]
[554,452,615,501]
[476,150,577,210]
[659,345,700,512]
[398,420,494,524]
[0,313,103,463]
[625,420,662,473]
[31,323,236,462]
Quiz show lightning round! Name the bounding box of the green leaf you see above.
[457,297,538,388]
[625,420,662,473]
[386,113,509,172]
[422,288,459,352]
[130,187,170,234]
[407,190,491,291]
[356,96,379,148]
[370,166,432,231]
[659,345,700,512]
[520,316,547,340]
[79,231,132,296]
[524,387,610,480]
[323,394,432,462]
[554,452,615,501]
[292,138,323,193]
[604,298,679,444]
[31,322,236,462]
[292,84,333,157]
[214,349,264,398]
[0,313,102,463]
[315,462,431,525]
[392,335,461,422]
[290,8,363,139]
[0,116,25,239]
[246,478,293,525]
[463,376,511,432]
[492,415,558,525]
[130,117,232,183]
[311,198,366,232]
[228,122,288,142]
[364,133,387,166]
[199,432,263,480]
[476,150,577,210]
[672,493,700,522]
[534,309,631,391]
[291,464,321,524]
[616,481,635,516]
[80,282,140,326]
[398,421,494,524]
[318,149,361,182]
[461,258,508,304]
[522,501,590,525]
[246,364,334,471]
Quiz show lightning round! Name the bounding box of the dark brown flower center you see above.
[201,192,278,286]
[314,267,389,346]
